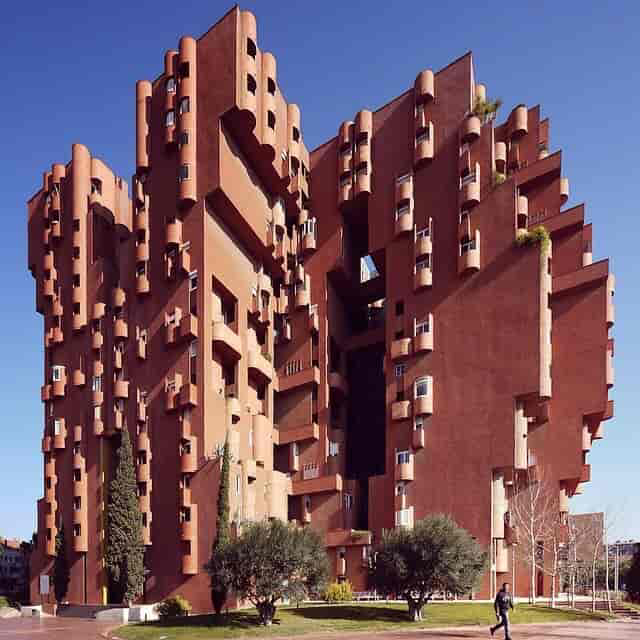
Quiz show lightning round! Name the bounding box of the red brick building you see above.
[27,7,614,609]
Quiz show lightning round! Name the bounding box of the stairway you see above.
[569,600,640,619]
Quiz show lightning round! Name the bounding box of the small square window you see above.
[395,301,404,316]
[166,76,176,93]
[179,165,190,182]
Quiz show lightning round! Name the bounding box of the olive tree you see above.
[230,519,328,625]
[370,514,487,621]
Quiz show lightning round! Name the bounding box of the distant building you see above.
[0,538,31,603]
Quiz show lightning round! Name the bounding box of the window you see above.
[136,262,146,277]
[395,203,411,218]
[459,210,470,224]
[53,419,62,436]
[179,61,190,78]
[396,172,411,185]
[356,163,368,175]
[460,235,476,254]
[395,300,404,316]
[292,442,299,457]
[166,76,176,93]
[91,179,102,195]
[416,226,430,239]
[189,340,197,385]
[416,129,430,144]
[416,257,431,270]
[235,474,241,496]
[415,377,429,397]
[414,416,424,430]
[179,97,190,115]
[395,508,412,527]
[396,390,405,402]
[189,272,198,316]
[73,469,81,482]
[267,77,276,95]
[92,375,102,392]
[73,524,81,537]
[339,173,351,188]
[247,74,257,95]
[358,131,368,146]
[396,483,406,496]
[51,365,64,382]
[247,37,257,58]
[461,171,476,186]
[94,405,101,420]
[73,246,80,259]
[300,218,316,237]
[73,496,81,510]
[178,131,189,146]
[165,110,175,127]
[178,164,189,182]
[329,441,339,457]
[415,317,430,335]
[180,507,191,523]
[395,330,404,340]
[396,450,410,465]
[395,364,406,377]
[267,110,276,129]
[292,126,300,142]
[343,493,353,510]
[72,274,80,288]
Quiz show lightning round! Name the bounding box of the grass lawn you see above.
[115,602,611,640]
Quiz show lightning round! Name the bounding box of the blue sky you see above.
[1,1,638,543]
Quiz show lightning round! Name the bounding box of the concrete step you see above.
[57,603,127,619]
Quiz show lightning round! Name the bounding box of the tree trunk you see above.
[591,560,596,612]
[257,601,276,626]
[212,588,227,616]
[604,545,612,613]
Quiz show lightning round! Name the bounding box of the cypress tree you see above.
[105,428,145,604]
[53,524,70,603]
[207,436,232,615]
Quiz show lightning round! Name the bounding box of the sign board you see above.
[39,574,49,595]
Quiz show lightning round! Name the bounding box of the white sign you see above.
[39,575,49,595]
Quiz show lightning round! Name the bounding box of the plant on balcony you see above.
[228,520,329,625]
[350,529,370,540]
[53,524,70,603]
[105,428,145,604]
[369,514,487,621]
[492,171,506,187]
[205,436,233,617]
[473,96,503,122]
[515,225,551,255]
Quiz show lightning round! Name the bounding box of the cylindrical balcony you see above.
[414,395,433,416]
[136,80,152,172]
[413,327,433,354]
[180,438,197,473]
[114,318,128,341]
[495,539,509,573]
[560,177,569,204]
[137,463,150,483]
[495,141,507,173]
[412,427,425,449]
[390,338,411,360]
[413,267,432,290]
[112,287,126,309]
[394,210,413,236]
[166,218,182,246]
[252,413,270,464]
[113,380,129,399]
[582,425,592,452]
[414,69,434,103]
[460,181,480,210]
[461,115,481,143]
[415,233,432,258]
[395,459,414,482]
[509,105,528,138]
[391,400,411,421]
[91,332,103,351]
[136,274,150,295]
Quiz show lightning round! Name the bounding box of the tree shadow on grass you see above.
[138,611,280,630]
[287,605,409,623]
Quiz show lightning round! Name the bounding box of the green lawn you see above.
[115,602,610,640]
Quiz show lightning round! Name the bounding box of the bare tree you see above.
[509,464,558,605]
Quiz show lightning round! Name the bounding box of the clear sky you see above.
[1,1,638,543]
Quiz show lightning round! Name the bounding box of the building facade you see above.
[1,538,31,603]
[28,7,614,609]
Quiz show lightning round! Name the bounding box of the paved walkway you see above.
[0,616,115,639]
[0,617,637,639]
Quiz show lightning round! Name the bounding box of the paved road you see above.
[0,616,115,639]
[0,618,638,639]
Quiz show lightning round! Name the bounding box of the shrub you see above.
[156,595,192,619]
[325,580,354,603]
[515,225,551,255]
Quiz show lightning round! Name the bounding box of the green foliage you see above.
[229,520,329,625]
[324,581,354,603]
[105,428,145,604]
[627,548,640,602]
[157,595,192,619]
[515,225,551,255]
[53,524,70,603]
[493,171,506,186]
[370,514,487,621]
[472,96,503,121]
[206,436,233,616]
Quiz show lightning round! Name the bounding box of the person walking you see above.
[490,582,514,639]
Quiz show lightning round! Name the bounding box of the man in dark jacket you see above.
[490,582,514,639]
